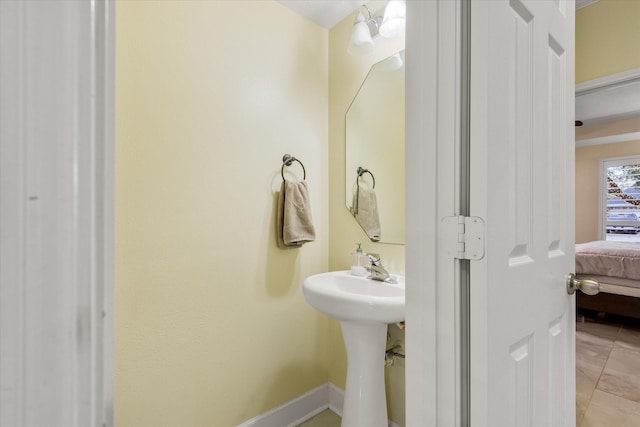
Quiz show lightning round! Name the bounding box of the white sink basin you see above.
[303,270,405,323]
[302,270,406,427]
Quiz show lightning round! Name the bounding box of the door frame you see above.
[100,1,116,425]
[0,1,115,425]
[405,1,465,425]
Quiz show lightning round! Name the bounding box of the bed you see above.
[575,240,640,320]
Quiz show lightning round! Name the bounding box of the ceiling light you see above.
[347,11,375,55]
[347,1,406,55]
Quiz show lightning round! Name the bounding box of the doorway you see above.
[574,125,640,424]
[574,92,640,425]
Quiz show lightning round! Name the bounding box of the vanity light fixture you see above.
[347,0,406,55]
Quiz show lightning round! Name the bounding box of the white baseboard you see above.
[328,382,344,416]
[237,382,402,427]
[236,383,328,427]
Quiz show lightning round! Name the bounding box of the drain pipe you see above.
[385,345,405,366]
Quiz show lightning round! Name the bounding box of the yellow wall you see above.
[328,2,406,424]
[576,140,640,243]
[576,0,640,83]
[116,1,329,426]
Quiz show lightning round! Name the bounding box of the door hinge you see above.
[441,216,485,260]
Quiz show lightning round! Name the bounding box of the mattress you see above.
[575,240,640,281]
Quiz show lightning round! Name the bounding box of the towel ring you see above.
[357,167,375,189]
[281,154,306,181]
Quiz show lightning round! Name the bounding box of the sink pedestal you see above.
[302,271,404,427]
[340,320,388,427]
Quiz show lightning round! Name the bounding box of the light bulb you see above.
[379,0,406,39]
[348,12,374,55]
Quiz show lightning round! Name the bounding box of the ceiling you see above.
[276,0,362,29]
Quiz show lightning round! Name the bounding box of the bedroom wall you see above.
[575,139,640,244]
[576,117,640,141]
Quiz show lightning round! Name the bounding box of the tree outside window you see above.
[602,157,640,242]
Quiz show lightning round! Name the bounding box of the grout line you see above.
[592,326,616,393]
[577,323,619,424]
[578,315,640,425]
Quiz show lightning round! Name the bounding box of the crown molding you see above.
[576,67,640,94]
[575,68,640,125]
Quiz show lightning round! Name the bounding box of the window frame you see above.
[599,154,640,240]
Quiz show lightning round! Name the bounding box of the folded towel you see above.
[352,184,381,241]
[277,180,316,249]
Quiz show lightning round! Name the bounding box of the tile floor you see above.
[299,313,640,427]
[577,312,640,427]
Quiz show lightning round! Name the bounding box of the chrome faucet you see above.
[366,253,393,283]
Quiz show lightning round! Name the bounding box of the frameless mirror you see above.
[346,50,405,244]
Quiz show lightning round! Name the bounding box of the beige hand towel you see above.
[277,180,316,249]
[352,185,381,241]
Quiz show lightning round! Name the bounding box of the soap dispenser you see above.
[350,243,368,276]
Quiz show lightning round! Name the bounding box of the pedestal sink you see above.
[302,271,405,427]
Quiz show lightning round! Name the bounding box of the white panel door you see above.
[469,1,576,426]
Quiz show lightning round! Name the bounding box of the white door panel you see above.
[470,1,575,426]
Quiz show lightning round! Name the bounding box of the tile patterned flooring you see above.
[577,313,640,426]
[299,313,640,427]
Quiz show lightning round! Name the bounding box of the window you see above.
[601,156,640,242]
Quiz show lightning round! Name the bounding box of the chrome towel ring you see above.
[357,166,375,188]
[281,154,306,181]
